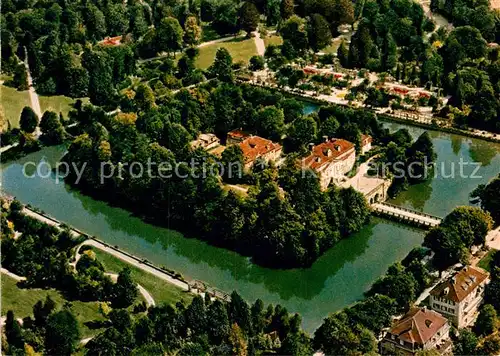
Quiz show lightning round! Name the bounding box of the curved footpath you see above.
[19,206,212,298]
[72,242,156,307]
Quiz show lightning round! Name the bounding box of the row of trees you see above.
[424,206,494,270]
[83,292,311,355]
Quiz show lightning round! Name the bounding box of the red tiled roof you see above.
[430,266,489,303]
[361,134,372,145]
[302,138,355,170]
[239,136,281,164]
[389,308,448,346]
[392,87,409,95]
[100,36,122,46]
[228,129,250,140]
[303,67,319,74]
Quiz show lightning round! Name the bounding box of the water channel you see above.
[1,106,499,332]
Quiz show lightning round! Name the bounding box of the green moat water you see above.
[1,118,499,332]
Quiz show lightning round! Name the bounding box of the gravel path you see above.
[253,29,266,56]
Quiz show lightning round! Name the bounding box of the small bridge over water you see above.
[372,202,442,229]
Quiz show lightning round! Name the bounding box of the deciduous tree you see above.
[20,106,39,133]
[184,16,202,46]
[45,309,80,355]
[239,2,260,35]
[210,47,234,82]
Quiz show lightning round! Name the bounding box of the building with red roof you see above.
[361,134,373,154]
[302,138,356,190]
[429,266,490,328]
[227,129,251,145]
[228,134,282,170]
[381,307,451,355]
[99,36,122,47]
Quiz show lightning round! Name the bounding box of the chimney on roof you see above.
[308,143,315,151]
[323,135,329,142]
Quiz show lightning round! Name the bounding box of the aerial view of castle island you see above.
[1,0,500,354]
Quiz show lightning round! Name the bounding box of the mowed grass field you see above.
[1,83,83,129]
[196,37,258,69]
[1,84,31,128]
[91,248,193,307]
[1,275,106,338]
[39,94,78,119]
[264,35,283,47]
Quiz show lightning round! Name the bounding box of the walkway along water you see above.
[13,201,231,302]
[1,121,500,332]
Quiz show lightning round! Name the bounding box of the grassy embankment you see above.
[90,248,193,307]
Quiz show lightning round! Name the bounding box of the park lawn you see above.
[322,38,343,54]
[264,35,283,47]
[0,84,31,128]
[39,95,76,119]
[196,37,258,69]
[1,275,106,338]
[478,249,498,271]
[91,248,193,307]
